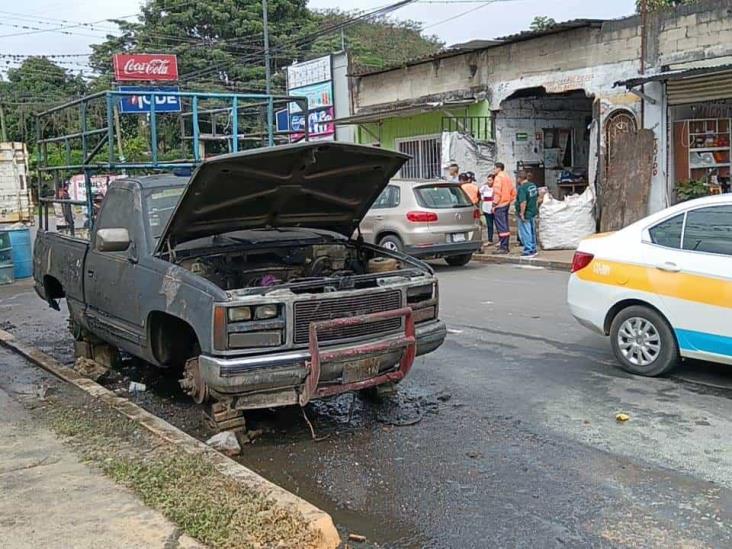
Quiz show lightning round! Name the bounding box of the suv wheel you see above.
[378,235,403,252]
[445,254,472,267]
[609,305,679,377]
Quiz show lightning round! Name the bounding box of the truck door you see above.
[84,187,144,350]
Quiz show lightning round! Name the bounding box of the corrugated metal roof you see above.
[615,64,732,88]
[494,19,606,43]
[333,99,476,125]
[353,18,606,78]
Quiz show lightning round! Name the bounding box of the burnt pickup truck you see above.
[34,143,446,413]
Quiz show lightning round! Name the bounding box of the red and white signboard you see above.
[113,54,178,82]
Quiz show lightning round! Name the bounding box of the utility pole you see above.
[262,0,272,96]
[0,94,7,142]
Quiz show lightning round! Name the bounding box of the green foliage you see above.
[90,0,311,92]
[0,57,88,142]
[529,16,557,32]
[636,0,697,12]
[676,179,708,201]
[309,10,442,72]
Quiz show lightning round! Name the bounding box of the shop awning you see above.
[333,99,476,126]
[615,64,732,105]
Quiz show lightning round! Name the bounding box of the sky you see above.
[0,0,638,75]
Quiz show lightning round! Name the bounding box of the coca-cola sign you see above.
[113,54,179,82]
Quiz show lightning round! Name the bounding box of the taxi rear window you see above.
[649,213,683,248]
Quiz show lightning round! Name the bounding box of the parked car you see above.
[568,194,732,376]
[33,143,447,414]
[360,180,483,266]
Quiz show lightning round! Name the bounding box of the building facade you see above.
[340,0,732,228]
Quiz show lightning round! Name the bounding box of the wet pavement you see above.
[1,265,731,547]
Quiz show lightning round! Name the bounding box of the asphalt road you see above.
[1,264,731,547]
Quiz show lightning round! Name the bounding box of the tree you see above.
[0,57,87,143]
[308,10,442,72]
[530,16,556,32]
[90,0,316,92]
[89,1,442,89]
[636,0,697,12]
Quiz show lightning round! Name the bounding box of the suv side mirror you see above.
[96,228,130,252]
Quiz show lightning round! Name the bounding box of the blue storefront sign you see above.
[276,109,290,132]
[118,86,181,114]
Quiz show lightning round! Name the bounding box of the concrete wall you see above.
[649,0,732,69]
[354,23,641,112]
[332,52,354,143]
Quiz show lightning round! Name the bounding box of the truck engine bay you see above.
[176,237,426,295]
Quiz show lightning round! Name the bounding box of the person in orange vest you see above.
[459,172,480,206]
[492,162,516,254]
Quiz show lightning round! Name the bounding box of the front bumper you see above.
[199,318,446,410]
[406,241,482,259]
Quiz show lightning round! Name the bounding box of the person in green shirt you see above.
[515,169,539,257]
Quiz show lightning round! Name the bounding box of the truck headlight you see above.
[255,304,279,320]
[228,306,252,322]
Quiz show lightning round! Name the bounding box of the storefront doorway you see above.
[495,88,594,198]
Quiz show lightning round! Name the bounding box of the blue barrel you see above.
[4,227,32,279]
[0,230,13,285]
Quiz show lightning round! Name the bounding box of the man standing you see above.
[492,162,516,254]
[515,169,539,258]
[445,162,460,182]
[479,174,495,243]
[459,172,480,206]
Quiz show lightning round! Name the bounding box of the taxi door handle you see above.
[656,262,680,273]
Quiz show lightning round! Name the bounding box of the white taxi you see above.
[568,194,732,376]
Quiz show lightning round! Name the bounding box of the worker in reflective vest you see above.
[492,162,516,254]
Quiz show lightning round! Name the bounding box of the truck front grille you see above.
[293,290,402,344]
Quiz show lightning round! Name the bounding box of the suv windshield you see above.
[145,186,186,243]
[414,184,472,209]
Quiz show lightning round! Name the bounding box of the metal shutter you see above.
[667,70,732,105]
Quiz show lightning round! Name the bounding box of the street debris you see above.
[615,413,631,423]
[128,381,147,394]
[73,357,108,381]
[206,430,242,457]
[348,533,367,543]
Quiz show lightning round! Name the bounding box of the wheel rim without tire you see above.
[381,240,399,251]
[180,357,208,404]
[617,317,661,367]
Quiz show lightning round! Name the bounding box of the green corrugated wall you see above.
[357,101,492,149]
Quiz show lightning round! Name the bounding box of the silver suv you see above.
[360,180,482,266]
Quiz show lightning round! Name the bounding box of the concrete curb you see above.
[473,253,572,272]
[0,329,340,549]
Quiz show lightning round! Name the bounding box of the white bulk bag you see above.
[538,187,596,250]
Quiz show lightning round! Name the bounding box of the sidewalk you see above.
[474,243,574,271]
[0,383,202,549]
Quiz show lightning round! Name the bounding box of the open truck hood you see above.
[155,142,408,253]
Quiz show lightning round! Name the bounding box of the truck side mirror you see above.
[96,228,131,252]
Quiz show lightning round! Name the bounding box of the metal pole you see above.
[263,0,272,96]
[150,93,158,164]
[267,97,274,146]
[232,96,239,153]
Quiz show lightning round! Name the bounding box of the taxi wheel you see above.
[610,306,679,377]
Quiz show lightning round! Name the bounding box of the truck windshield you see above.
[145,186,186,242]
